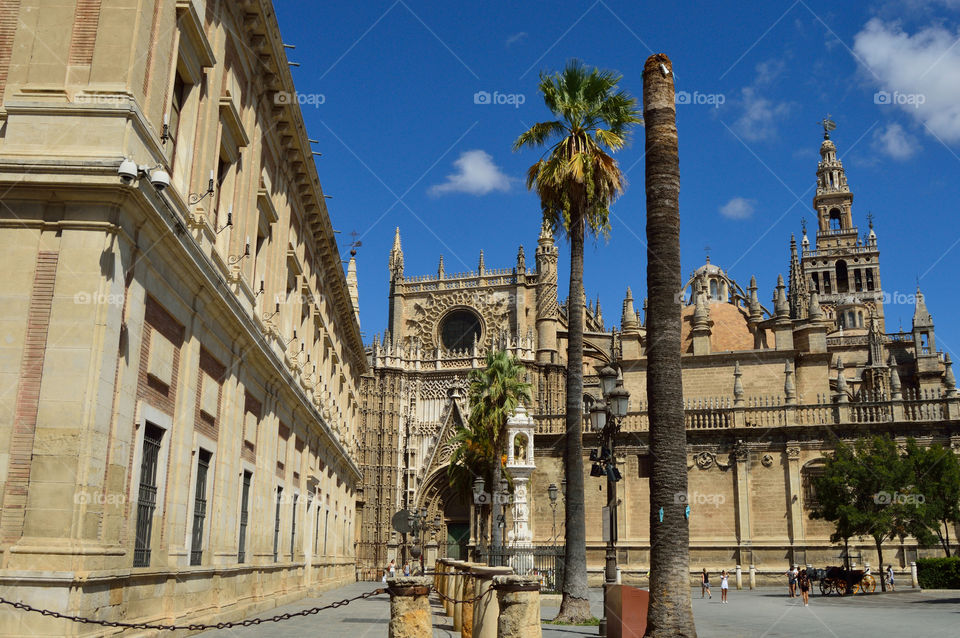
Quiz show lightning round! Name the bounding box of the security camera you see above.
[118,158,138,184]
[150,168,171,192]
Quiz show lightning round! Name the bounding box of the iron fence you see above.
[479,545,565,593]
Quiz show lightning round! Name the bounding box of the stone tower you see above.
[535,221,560,364]
[801,124,884,331]
[387,226,404,339]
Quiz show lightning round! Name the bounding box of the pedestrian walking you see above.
[720,570,729,603]
[797,568,810,606]
[388,559,396,578]
[886,565,896,591]
[785,564,798,597]
[701,568,712,599]
[403,561,411,576]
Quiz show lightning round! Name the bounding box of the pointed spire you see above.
[595,297,603,325]
[438,254,445,279]
[748,275,762,321]
[913,287,933,328]
[388,227,404,279]
[945,354,957,397]
[888,353,902,400]
[693,284,710,327]
[808,291,824,320]
[774,274,790,318]
[538,219,554,244]
[733,360,744,406]
[478,249,485,275]
[622,287,639,331]
[346,253,360,326]
[784,361,797,405]
[835,358,848,403]
[788,235,808,320]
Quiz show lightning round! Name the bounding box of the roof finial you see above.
[820,114,836,139]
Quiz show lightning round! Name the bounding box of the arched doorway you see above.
[417,467,471,560]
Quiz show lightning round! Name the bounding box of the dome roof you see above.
[820,138,836,153]
[680,302,769,353]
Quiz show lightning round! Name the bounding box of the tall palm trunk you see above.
[643,53,696,638]
[556,208,591,621]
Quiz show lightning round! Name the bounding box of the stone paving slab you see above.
[198,582,960,638]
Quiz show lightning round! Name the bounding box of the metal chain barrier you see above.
[431,585,487,605]
[0,588,387,632]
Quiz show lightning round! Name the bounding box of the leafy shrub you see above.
[916,557,960,589]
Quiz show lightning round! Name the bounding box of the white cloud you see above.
[733,86,793,142]
[505,32,527,47]
[428,150,513,197]
[719,197,756,220]
[873,122,920,159]
[854,18,960,143]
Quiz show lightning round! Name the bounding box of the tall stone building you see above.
[358,128,960,580]
[0,1,365,634]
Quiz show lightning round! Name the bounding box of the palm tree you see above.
[514,59,641,622]
[449,350,531,550]
[643,53,696,636]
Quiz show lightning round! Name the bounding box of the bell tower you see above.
[801,119,884,332]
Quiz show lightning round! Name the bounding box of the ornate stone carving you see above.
[761,453,774,467]
[786,446,801,459]
[733,440,749,462]
[695,451,714,470]
[405,290,511,351]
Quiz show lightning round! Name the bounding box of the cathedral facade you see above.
[357,130,960,581]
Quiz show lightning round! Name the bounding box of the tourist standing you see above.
[886,565,896,591]
[720,570,729,604]
[403,561,411,576]
[701,568,712,599]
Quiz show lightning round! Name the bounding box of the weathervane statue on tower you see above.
[820,114,836,139]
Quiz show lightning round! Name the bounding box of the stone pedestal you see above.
[472,566,513,638]
[494,574,541,638]
[424,541,438,576]
[911,561,918,588]
[735,564,742,590]
[749,564,756,589]
[605,584,648,638]
[387,577,433,638]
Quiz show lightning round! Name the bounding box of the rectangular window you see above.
[323,509,329,555]
[314,500,320,554]
[190,449,212,565]
[290,494,298,559]
[166,72,190,167]
[134,423,164,567]
[238,471,251,563]
[274,487,283,562]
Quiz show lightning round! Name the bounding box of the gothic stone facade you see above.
[0,1,366,634]
[358,131,960,582]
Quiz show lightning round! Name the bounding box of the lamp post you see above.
[547,483,559,543]
[590,365,629,638]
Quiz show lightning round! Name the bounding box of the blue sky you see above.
[275,0,960,356]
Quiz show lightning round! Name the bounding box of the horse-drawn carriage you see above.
[809,566,876,595]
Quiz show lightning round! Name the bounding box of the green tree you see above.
[904,440,960,556]
[811,436,918,592]
[513,59,641,623]
[642,53,696,637]
[448,350,531,549]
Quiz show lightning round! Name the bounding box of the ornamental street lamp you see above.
[590,364,630,638]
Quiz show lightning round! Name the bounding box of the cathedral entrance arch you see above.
[416,466,471,560]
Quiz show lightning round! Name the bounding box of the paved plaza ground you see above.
[197,581,960,638]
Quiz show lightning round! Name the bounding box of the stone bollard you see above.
[387,576,433,638]
[472,566,513,638]
[453,562,468,632]
[749,564,756,590]
[461,565,479,638]
[735,564,742,590]
[911,561,918,588]
[443,560,458,616]
[494,574,541,638]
